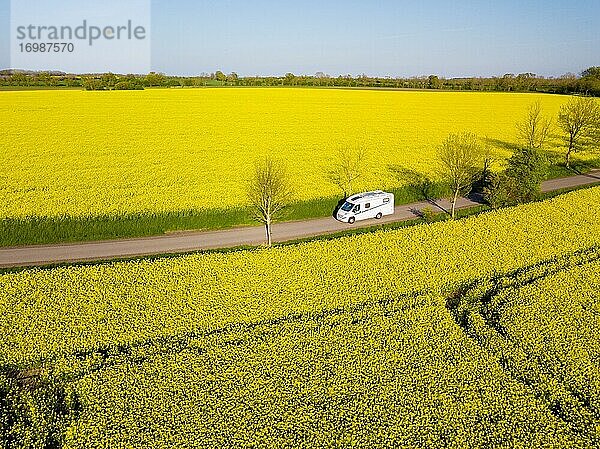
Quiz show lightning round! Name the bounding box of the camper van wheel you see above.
[375,212,383,219]
[348,217,356,224]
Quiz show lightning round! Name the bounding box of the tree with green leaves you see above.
[227,72,239,84]
[284,73,297,86]
[484,147,548,208]
[558,97,600,168]
[247,157,294,247]
[427,75,442,89]
[82,77,105,91]
[581,67,600,79]
[144,72,166,87]
[437,132,483,219]
[214,71,227,83]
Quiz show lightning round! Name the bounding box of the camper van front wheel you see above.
[348,217,356,224]
[376,213,383,219]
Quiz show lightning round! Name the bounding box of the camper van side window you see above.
[383,198,390,204]
[365,203,371,209]
[353,205,360,213]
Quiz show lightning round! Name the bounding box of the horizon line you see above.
[0,68,590,79]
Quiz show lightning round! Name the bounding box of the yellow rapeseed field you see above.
[2,187,599,364]
[493,260,600,417]
[0,88,572,219]
[1,188,599,447]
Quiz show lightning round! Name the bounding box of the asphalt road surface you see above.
[1,170,599,268]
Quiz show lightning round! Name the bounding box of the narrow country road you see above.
[1,171,599,268]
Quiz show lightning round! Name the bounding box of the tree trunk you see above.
[566,137,574,169]
[266,219,272,247]
[451,188,459,219]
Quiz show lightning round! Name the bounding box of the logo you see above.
[10,0,151,74]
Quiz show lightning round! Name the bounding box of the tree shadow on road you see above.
[332,198,346,219]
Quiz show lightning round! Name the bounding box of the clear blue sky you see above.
[1,0,599,77]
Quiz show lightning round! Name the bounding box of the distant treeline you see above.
[1,67,599,96]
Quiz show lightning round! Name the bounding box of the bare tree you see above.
[327,147,366,197]
[437,132,483,219]
[247,157,293,246]
[516,101,553,149]
[558,97,600,168]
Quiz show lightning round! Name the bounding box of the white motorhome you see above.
[336,191,395,224]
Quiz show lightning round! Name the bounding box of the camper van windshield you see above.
[341,202,354,212]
